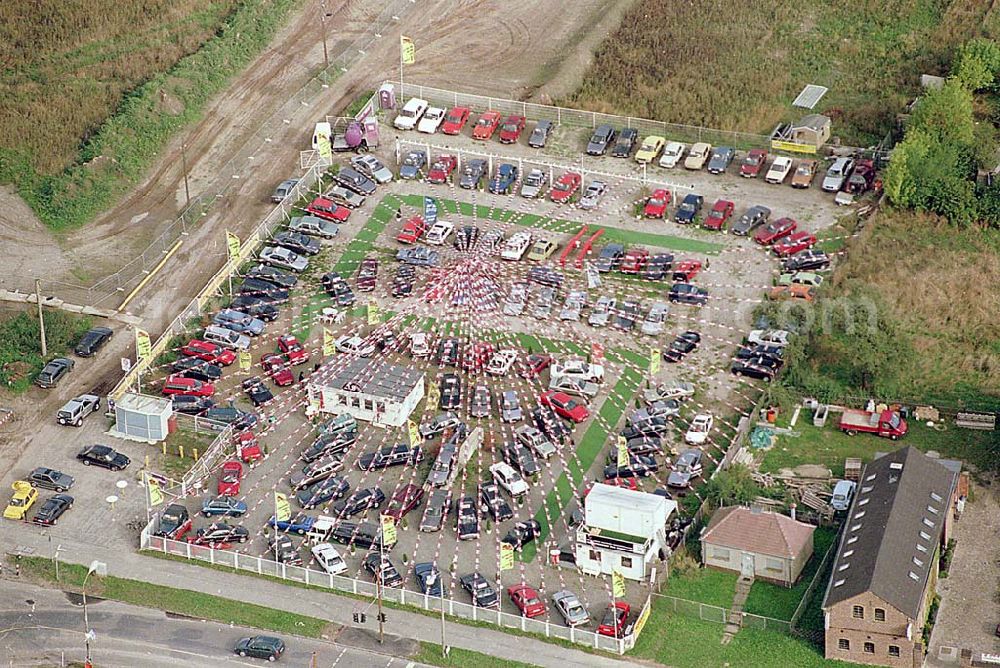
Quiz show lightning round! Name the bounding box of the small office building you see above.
[309,358,424,428]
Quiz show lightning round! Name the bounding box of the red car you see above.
[383,484,425,522]
[427,155,457,184]
[217,461,243,496]
[261,354,295,386]
[182,340,236,366]
[773,230,817,257]
[754,217,797,245]
[162,374,215,397]
[277,335,309,365]
[397,215,428,244]
[305,197,351,223]
[672,259,702,282]
[508,585,547,618]
[740,149,768,178]
[471,111,503,140]
[620,247,650,274]
[540,391,590,423]
[498,115,526,144]
[461,342,496,373]
[703,199,735,231]
[597,602,631,637]
[234,431,262,463]
[550,172,582,203]
[643,189,671,218]
[440,106,471,135]
[518,353,552,379]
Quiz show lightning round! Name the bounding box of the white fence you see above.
[140,517,636,654]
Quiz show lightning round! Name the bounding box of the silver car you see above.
[589,295,616,328]
[324,184,366,209]
[822,157,855,192]
[520,168,546,198]
[503,283,528,316]
[532,287,555,320]
[213,308,265,336]
[549,375,599,400]
[641,302,670,336]
[470,385,492,419]
[288,215,339,239]
[578,180,607,210]
[559,291,587,321]
[271,178,299,203]
[500,390,523,423]
[350,155,394,184]
[259,246,308,272]
[552,590,590,627]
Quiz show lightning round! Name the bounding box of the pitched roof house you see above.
[701,506,815,586]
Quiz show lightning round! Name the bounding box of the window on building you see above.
[364,399,374,412]
[889,645,900,658]
[852,605,864,619]
[765,557,783,573]
[589,550,601,563]
[621,556,633,568]
[838,639,850,651]
[864,642,875,654]
[711,547,730,561]
[874,608,885,622]
[351,396,361,408]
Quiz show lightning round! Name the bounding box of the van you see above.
[312,122,331,151]
[203,325,251,351]
[831,480,856,511]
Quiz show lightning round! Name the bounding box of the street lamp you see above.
[319,0,331,70]
[82,560,105,668]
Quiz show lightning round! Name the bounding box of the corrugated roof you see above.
[585,483,673,515]
[325,358,422,401]
[702,507,815,558]
[822,446,958,619]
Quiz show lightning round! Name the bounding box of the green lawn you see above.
[663,568,738,609]
[759,418,995,477]
[413,643,541,668]
[16,555,329,637]
[743,527,838,620]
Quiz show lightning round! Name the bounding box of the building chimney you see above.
[790,503,797,522]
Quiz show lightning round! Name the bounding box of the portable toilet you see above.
[112,393,172,443]
[378,83,396,110]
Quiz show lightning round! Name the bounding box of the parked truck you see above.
[838,408,907,440]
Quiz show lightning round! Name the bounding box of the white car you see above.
[765,156,794,185]
[588,295,616,328]
[684,142,712,170]
[659,141,687,168]
[486,349,518,376]
[393,98,428,130]
[644,380,695,404]
[520,169,546,198]
[514,425,557,460]
[640,302,669,336]
[502,282,528,316]
[288,215,339,239]
[559,291,587,321]
[410,332,431,358]
[425,221,455,246]
[350,155,394,184]
[311,543,347,575]
[548,375,599,400]
[335,335,375,357]
[490,462,529,497]
[417,106,446,134]
[501,232,533,261]
[685,414,714,445]
[747,329,792,347]
[259,246,308,272]
[550,359,604,384]
[578,180,607,210]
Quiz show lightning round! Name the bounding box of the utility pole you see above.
[319,0,330,70]
[377,540,385,644]
[439,570,448,657]
[35,279,47,357]
[180,142,191,209]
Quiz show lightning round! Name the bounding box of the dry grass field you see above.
[563,0,1000,146]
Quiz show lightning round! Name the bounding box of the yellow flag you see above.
[407,419,420,448]
[400,36,415,65]
[649,347,661,376]
[148,478,164,507]
[612,570,626,598]
[135,329,152,362]
[367,299,380,325]
[226,231,241,265]
[275,492,291,522]
[322,328,335,356]
[500,541,515,571]
[238,350,252,372]
[426,376,440,408]
[617,435,629,468]
[380,514,397,544]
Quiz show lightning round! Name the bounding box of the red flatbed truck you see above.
[838,408,908,440]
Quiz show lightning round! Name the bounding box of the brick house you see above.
[822,447,960,668]
[700,506,815,586]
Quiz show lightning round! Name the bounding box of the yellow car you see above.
[4,481,38,520]
[527,238,558,261]
[635,135,666,164]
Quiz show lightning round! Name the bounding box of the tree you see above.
[909,79,976,150]
[704,464,760,509]
[953,38,1000,92]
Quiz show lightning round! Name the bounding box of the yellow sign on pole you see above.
[274,493,291,522]
[226,231,241,265]
[634,600,652,637]
[400,36,416,65]
[612,570,626,598]
[317,126,332,164]
[649,347,661,376]
[426,376,440,408]
[322,328,335,356]
[617,436,629,468]
[407,419,421,448]
[238,350,252,372]
[135,329,152,362]
[381,514,397,545]
[367,299,380,325]
[147,478,164,507]
[500,541,515,571]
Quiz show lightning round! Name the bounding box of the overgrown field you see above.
[0,0,299,230]
[0,310,92,392]
[563,0,1000,145]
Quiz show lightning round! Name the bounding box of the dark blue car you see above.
[674,193,704,224]
[201,496,248,517]
[488,163,519,194]
[268,512,316,535]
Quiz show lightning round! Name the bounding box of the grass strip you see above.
[414,642,541,668]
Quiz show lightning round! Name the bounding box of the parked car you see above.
[394,97,429,130]
[673,193,704,224]
[500,390,523,423]
[417,106,446,133]
[643,188,671,218]
[234,636,285,662]
[335,335,375,357]
[201,496,247,518]
[550,171,582,203]
[499,114,526,143]
[578,180,608,209]
[440,106,471,134]
[471,110,503,140]
[399,149,428,179]
[489,163,519,194]
[311,542,348,575]
[288,215,339,239]
[514,424,557,459]
[454,495,480,540]
[684,142,712,169]
[259,246,308,272]
[329,521,393,550]
[363,553,404,587]
[77,445,129,470]
[822,157,855,192]
[640,301,670,336]
[782,249,831,272]
[635,135,665,163]
[597,602,630,637]
[559,290,587,321]
[36,358,74,389]
[56,394,100,427]
[479,481,514,522]
[502,520,542,550]
[765,156,794,184]
[668,449,704,487]
[527,238,558,262]
[586,124,616,155]
[213,308,264,336]
[526,266,562,287]
[420,489,451,532]
[611,128,638,157]
[503,443,541,477]
[730,205,772,236]
[754,217,797,245]
[383,483,424,523]
[509,584,547,618]
[669,283,709,306]
[427,155,458,184]
[28,467,74,492]
[74,327,113,357]
[614,300,640,331]
[790,158,819,188]
[774,231,817,257]
[659,141,686,168]
[707,146,735,174]
[469,384,492,418]
[703,199,735,231]
[274,230,321,256]
[552,590,590,627]
[296,475,350,510]
[418,412,462,439]
[460,572,500,609]
[414,562,445,596]
[685,414,714,445]
[459,159,488,189]
[4,481,38,520]
[350,154,393,183]
[528,120,553,148]
[270,178,299,203]
[663,331,701,362]
[305,197,351,222]
[594,243,625,272]
[519,168,547,199]
[332,486,385,517]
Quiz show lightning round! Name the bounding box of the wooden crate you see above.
[844,458,862,482]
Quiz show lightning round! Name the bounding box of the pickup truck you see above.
[56,394,101,427]
[839,409,907,440]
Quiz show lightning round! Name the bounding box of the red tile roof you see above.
[702,507,814,558]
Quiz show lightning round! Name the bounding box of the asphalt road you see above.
[0,580,427,668]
